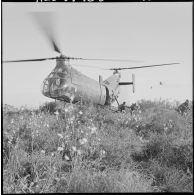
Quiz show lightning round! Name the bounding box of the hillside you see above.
[3,100,193,193]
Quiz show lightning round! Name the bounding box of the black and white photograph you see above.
[2,1,193,193]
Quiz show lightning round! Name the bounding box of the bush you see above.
[39,101,58,114]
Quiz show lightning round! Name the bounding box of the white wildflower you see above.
[139,136,144,143]
[8,140,12,145]
[57,147,64,151]
[57,133,63,139]
[100,150,106,157]
[77,150,82,155]
[70,95,75,102]
[40,150,45,154]
[64,155,70,161]
[72,146,77,152]
[69,116,75,124]
[54,110,59,115]
[55,177,60,182]
[91,127,97,134]
[53,166,57,173]
[139,136,149,143]
[64,108,69,112]
[79,111,83,115]
[80,138,88,145]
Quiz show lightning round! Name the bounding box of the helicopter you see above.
[3,13,179,107]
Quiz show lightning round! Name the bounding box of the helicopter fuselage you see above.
[42,58,121,105]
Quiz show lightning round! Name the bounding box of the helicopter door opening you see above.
[105,87,111,105]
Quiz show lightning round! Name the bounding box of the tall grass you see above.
[3,99,193,193]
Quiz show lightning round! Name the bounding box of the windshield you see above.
[42,65,71,97]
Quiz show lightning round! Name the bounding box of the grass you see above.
[3,99,193,193]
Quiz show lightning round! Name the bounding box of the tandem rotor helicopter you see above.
[3,13,179,107]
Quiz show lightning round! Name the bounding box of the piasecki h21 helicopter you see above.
[3,13,179,107]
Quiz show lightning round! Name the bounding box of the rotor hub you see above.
[59,54,66,59]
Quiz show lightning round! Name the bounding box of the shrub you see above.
[39,101,58,114]
[149,160,193,192]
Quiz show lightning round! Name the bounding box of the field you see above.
[3,99,193,193]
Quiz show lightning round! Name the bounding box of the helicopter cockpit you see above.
[42,60,71,100]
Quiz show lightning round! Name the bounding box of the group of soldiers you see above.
[117,99,191,115]
[118,101,139,113]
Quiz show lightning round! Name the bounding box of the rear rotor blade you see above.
[3,57,57,63]
[109,63,180,70]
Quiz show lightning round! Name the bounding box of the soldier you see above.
[129,103,139,114]
[176,99,189,115]
[118,101,126,112]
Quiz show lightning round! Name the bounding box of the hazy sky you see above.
[2,2,193,108]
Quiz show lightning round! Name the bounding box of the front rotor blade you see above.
[30,12,61,54]
[109,63,180,70]
[3,57,57,63]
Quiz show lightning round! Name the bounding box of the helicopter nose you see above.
[42,79,50,96]
[42,78,58,97]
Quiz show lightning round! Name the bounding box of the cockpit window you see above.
[57,72,67,78]
[55,78,61,86]
[43,64,71,96]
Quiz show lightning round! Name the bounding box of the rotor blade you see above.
[71,64,106,70]
[30,12,61,54]
[77,58,143,63]
[3,57,57,63]
[108,63,180,70]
